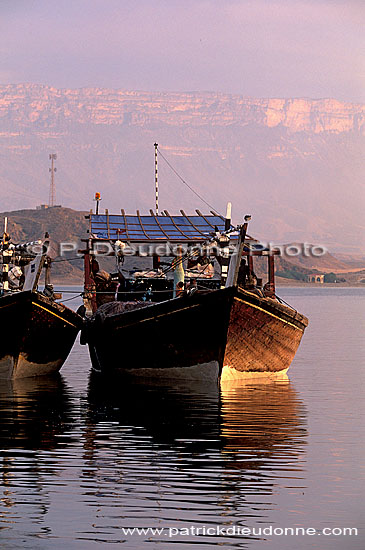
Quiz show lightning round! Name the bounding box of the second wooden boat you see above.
[0,222,82,379]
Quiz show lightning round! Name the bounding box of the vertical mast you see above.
[231,215,251,287]
[225,215,251,288]
[154,143,159,215]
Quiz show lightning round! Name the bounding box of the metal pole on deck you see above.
[225,202,232,231]
[94,192,101,215]
[2,218,10,292]
[231,215,251,287]
[268,254,276,296]
[219,203,232,288]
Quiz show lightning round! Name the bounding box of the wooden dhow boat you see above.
[0,219,83,379]
[80,204,308,381]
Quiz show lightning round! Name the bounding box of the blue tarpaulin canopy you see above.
[90,210,238,242]
[88,209,278,255]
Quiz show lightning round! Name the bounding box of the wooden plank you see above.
[148,210,170,239]
[121,209,130,239]
[163,209,190,239]
[105,209,110,239]
[136,210,150,239]
[179,210,207,237]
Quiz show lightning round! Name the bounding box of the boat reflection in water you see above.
[220,375,306,475]
[85,371,221,452]
[0,375,75,531]
[83,369,307,545]
[0,374,74,450]
[0,368,307,547]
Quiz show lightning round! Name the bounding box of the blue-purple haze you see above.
[1,0,363,101]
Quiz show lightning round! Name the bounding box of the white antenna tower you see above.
[49,153,57,207]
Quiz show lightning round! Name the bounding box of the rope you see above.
[93,289,180,295]
[51,257,82,263]
[160,248,200,277]
[189,261,214,284]
[56,292,83,303]
[52,289,84,293]
[275,293,297,313]
[157,148,225,217]
[79,285,218,296]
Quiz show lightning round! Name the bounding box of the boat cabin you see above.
[82,209,280,313]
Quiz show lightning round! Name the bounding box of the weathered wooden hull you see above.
[0,291,82,379]
[83,286,308,380]
[222,288,308,380]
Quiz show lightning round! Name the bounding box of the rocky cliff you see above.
[1,84,364,133]
[0,84,364,251]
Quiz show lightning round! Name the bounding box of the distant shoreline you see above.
[50,278,365,289]
[276,278,365,287]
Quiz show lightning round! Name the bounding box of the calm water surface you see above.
[0,287,364,549]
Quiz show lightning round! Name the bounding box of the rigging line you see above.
[82,289,177,295]
[52,289,84,293]
[56,293,83,303]
[161,249,200,277]
[51,257,82,263]
[156,148,224,217]
[275,294,297,313]
[190,261,213,283]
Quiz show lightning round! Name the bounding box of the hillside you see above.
[0,207,88,282]
[2,207,364,285]
[0,84,364,252]
[332,253,365,269]
[0,206,88,243]
[275,245,353,273]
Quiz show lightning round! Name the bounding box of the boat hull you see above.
[222,289,307,379]
[86,288,233,377]
[0,291,82,379]
[83,287,308,380]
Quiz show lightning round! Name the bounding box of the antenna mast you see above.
[48,153,57,207]
[154,143,158,214]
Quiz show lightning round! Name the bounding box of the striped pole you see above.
[2,254,9,291]
[2,217,9,291]
[154,143,158,214]
[2,248,10,293]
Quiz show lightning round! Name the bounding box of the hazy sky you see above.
[1,0,364,101]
